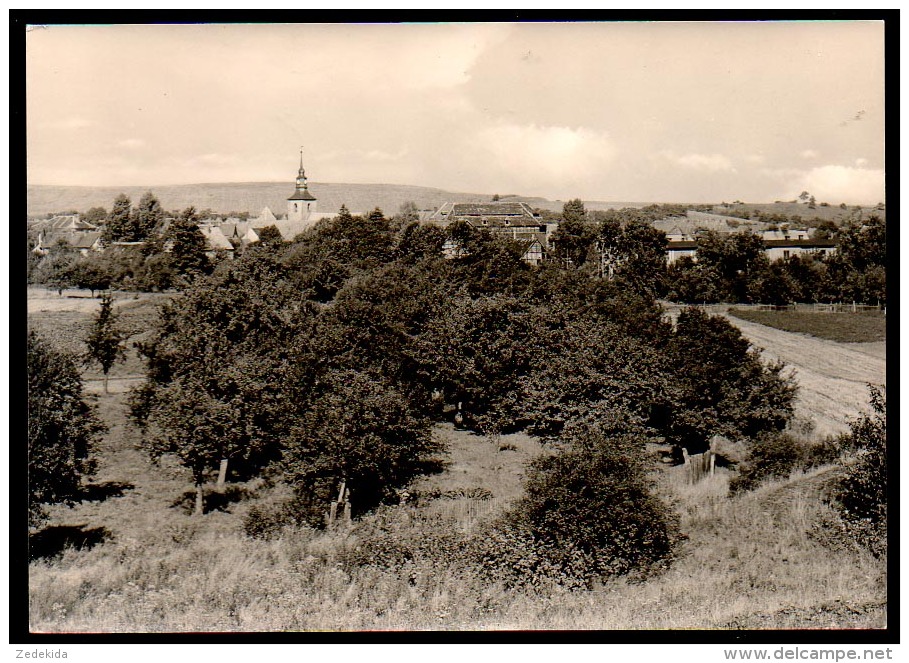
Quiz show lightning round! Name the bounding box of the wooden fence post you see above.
[216,459,229,487]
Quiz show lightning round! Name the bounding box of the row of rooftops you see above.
[30,205,841,258]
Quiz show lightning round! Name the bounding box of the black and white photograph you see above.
[23,17,890,638]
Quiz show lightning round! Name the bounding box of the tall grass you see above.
[30,461,885,632]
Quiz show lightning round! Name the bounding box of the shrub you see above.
[729,432,804,494]
[243,500,301,540]
[475,428,678,589]
[729,432,849,494]
[835,387,886,557]
[338,508,469,573]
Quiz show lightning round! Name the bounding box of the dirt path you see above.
[721,314,886,438]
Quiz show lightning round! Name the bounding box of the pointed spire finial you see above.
[299,146,304,170]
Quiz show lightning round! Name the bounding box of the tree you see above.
[166,206,210,281]
[596,217,667,297]
[813,219,839,240]
[665,307,797,451]
[418,295,543,430]
[281,369,439,526]
[393,221,447,264]
[255,225,285,247]
[135,191,165,240]
[808,195,817,209]
[135,253,315,512]
[552,199,595,267]
[28,332,104,527]
[82,206,108,225]
[84,294,127,394]
[666,257,723,304]
[31,241,79,295]
[747,259,800,306]
[394,201,420,226]
[695,231,768,302]
[799,191,810,203]
[504,315,669,439]
[102,194,133,244]
[69,260,113,298]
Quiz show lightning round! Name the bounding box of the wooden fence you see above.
[663,302,884,315]
[423,497,507,529]
[682,449,715,485]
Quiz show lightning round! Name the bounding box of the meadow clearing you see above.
[27,288,887,632]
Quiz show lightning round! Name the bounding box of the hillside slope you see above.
[722,314,886,438]
[27,182,652,218]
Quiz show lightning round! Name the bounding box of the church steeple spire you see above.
[296,146,308,192]
[287,148,317,222]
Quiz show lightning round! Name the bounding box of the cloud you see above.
[855,157,868,167]
[664,152,736,173]
[763,164,884,205]
[745,154,765,164]
[797,165,884,205]
[466,123,617,197]
[118,138,146,149]
[800,149,818,159]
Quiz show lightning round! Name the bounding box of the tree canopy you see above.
[28,332,104,527]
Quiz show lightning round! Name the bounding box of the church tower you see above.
[287,148,317,222]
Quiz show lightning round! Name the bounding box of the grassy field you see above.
[713,201,884,224]
[27,286,173,387]
[728,309,886,344]
[26,288,887,632]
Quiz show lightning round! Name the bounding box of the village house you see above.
[31,214,104,256]
[430,201,555,265]
[199,225,235,259]
[660,214,837,264]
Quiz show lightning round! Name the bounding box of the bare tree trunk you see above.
[216,459,228,487]
[194,482,204,516]
[103,373,109,395]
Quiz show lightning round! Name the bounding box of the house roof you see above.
[70,232,103,249]
[666,241,698,250]
[513,237,545,252]
[254,207,277,224]
[450,202,538,217]
[429,201,540,222]
[32,216,99,232]
[201,225,234,251]
[763,238,836,248]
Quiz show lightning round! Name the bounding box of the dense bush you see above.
[729,431,850,495]
[835,387,886,557]
[729,432,804,494]
[338,508,468,572]
[475,427,678,589]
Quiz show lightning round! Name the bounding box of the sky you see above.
[26,21,886,204]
